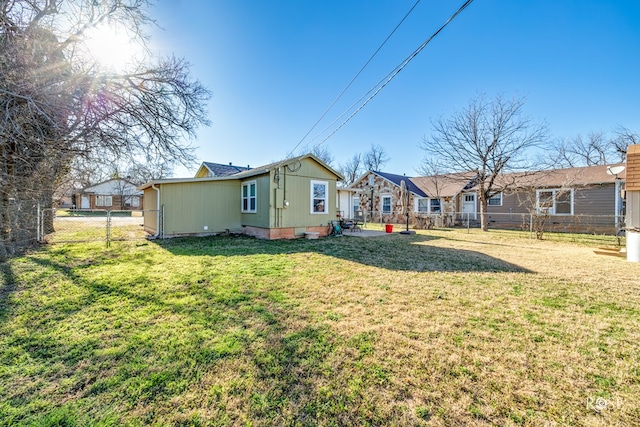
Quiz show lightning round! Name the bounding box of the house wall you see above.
[159,180,241,236]
[350,173,408,223]
[79,194,144,211]
[485,185,616,217]
[143,188,158,234]
[337,189,359,219]
[350,173,460,224]
[240,174,271,229]
[483,185,618,232]
[277,159,338,230]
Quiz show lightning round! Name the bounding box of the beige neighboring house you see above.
[78,179,143,211]
[138,154,344,239]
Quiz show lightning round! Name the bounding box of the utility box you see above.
[626,144,640,262]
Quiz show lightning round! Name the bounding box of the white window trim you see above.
[429,198,442,213]
[352,196,360,218]
[536,188,574,215]
[381,194,392,214]
[488,193,502,206]
[241,180,257,213]
[96,195,112,207]
[414,197,429,213]
[310,180,329,214]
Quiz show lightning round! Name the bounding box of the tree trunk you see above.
[479,195,489,231]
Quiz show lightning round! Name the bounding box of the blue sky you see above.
[149,0,640,177]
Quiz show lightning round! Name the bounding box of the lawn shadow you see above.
[0,262,18,324]
[158,233,531,273]
[21,252,356,423]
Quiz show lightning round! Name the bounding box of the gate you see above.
[40,209,158,246]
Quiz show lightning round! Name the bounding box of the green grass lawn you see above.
[1,230,639,425]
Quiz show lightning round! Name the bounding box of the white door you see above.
[81,196,90,209]
[462,193,476,219]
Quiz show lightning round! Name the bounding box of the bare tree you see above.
[363,144,390,171]
[549,131,623,167]
[0,0,210,257]
[310,145,335,166]
[419,94,549,231]
[338,153,363,186]
[414,156,447,198]
[611,126,638,161]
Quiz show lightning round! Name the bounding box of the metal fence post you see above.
[529,213,533,239]
[36,202,41,242]
[106,211,111,248]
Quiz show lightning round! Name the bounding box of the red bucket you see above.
[385,224,393,233]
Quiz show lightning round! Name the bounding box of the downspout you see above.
[151,183,161,238]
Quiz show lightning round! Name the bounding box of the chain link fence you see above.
[363,209,624,236]
[41,209,158,246]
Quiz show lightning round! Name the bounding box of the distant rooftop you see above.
[200,162,251,177]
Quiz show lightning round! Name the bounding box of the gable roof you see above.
[232,153,344,180]
[410,172,478,198]
[489,163,626,189]
[372,171,427,197]
[197,162,251,177]
[138,153,343,190]
[83,178,142,195]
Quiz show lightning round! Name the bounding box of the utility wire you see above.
[286,0,422,159]
[312,0,475,150]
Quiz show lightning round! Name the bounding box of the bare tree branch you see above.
[419,94,549,231]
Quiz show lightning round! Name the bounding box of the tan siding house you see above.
[139,154,343,239]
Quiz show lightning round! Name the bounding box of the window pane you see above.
[250,198,256,211]
[538,191,554,208]
[313,199,325,213]
[243,185,248,197]
[382,196,391,213]
[556,191,571,203]
[250,184,256,197]
[313,184,326,199]
[418,199,429,212]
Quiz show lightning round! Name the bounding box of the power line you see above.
[311,0,475,151]
[286,0,422,159]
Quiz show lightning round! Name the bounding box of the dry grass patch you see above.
[1,229,639,425]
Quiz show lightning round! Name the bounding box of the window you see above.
[96,195,112,207]
[242,181,257,213]
[430,198,441,213]
[124,196,140,207]
[536,188,573,215]
[381,195,392,214]
[352,197,360,217]
[416,198,429,213]
[311,180,328,214]
[488,193,502,206]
